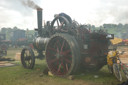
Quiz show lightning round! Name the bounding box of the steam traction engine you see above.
[21,8,113,76]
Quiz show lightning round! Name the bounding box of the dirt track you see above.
[0,61,14,67]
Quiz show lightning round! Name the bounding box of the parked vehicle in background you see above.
[0,34,9,57]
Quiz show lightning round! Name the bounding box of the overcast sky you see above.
[0,0,128,30]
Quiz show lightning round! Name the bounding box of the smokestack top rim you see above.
[37,8,43,10]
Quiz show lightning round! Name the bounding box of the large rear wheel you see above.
[45,33,80,76]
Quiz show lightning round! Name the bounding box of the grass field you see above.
[0,47,127,85]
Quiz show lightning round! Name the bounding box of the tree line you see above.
[0,23,128,40]
[88,23,128,39]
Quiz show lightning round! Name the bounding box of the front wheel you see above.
[122,64,128,79]
[21,47,35,69]
[108,65,113,74]
[113,63,122,81]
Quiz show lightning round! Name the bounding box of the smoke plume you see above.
[21,0,42,10]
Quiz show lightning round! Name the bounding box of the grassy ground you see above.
[0,47,127,85]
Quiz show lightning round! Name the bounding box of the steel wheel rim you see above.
[21,47,35,69]
[113,64,122,81]
[122,64,128,79]
[46,36,73,76]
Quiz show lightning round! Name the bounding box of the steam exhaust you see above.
[21,0,43,36]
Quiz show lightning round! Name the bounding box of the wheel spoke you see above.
[55,40,61,53]
[25,60,30,67]
[25,52,27,57]
[59,22,64,29]
[28,52,31,56]
[47,47,56,52]
[24,57,28,61]
[28,60,31,65]
[64,54,72,58]
[61,22,64,26]
[49,58,59,64]
[66,63,69,71]
[61,40,65,52]
[57,19,60,27]
[47,51,56,57]
[61,61,66,73]
[56,39,61,46]
[64,58,72,64]
[57,46,59,53]
[57,64,61,72]
[61,50,71,56]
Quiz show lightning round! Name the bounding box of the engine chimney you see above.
[37,8,43,36]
